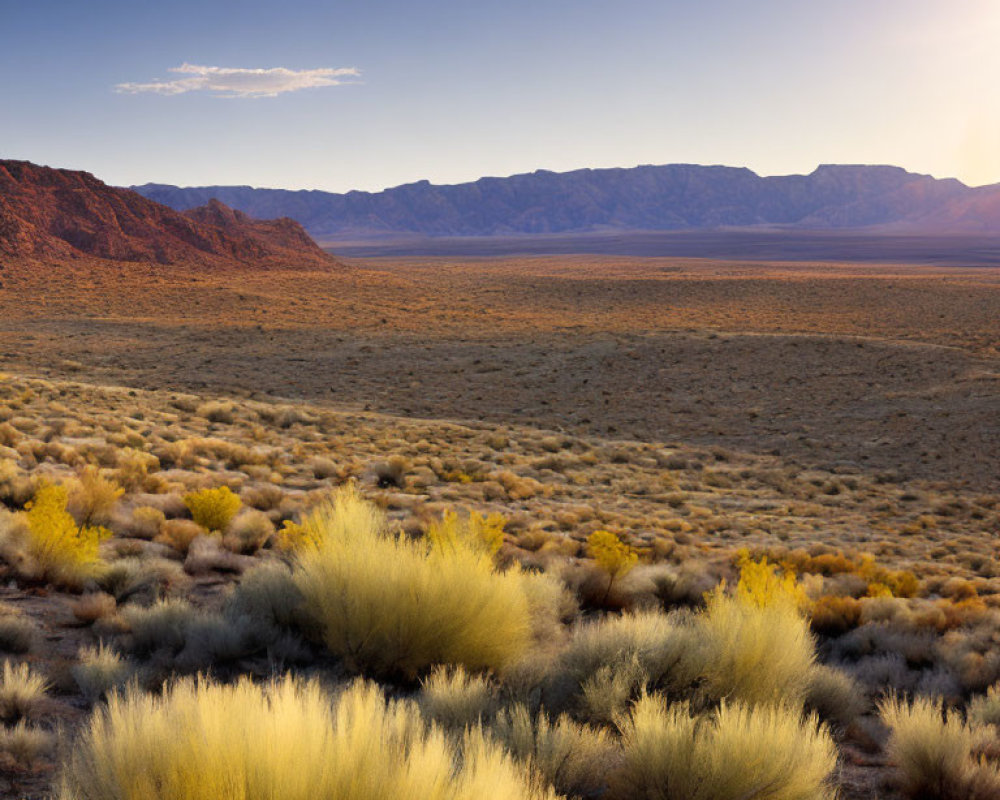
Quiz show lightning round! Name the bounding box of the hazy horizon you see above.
[3,0,1000,192]
[121,161,987,195]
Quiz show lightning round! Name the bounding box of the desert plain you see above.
[0,252,998,798]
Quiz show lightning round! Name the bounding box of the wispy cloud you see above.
[115,63,360,98]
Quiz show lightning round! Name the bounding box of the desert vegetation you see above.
[0,360,996,799]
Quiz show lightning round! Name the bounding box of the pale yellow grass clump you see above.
[293,484,539,677]
[880,694,1000,800]
[420,665,496,729]
[58,676,559,800]
[72,643,131,701]
[0,660,49,723]
[615,694,837,800]
[66,466,124,528]
[493,704,617,798]
[694,557,816,707]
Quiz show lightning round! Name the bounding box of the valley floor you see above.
[1,256,998,488]
[0,254,997,798]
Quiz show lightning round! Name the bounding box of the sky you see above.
[2,0,999,192]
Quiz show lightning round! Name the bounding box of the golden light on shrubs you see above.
[292,484,544,677]
[587,529,638,601]
[22,484,111,588]
[182,486,242,532]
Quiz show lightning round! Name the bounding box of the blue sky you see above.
[2,0,999,191]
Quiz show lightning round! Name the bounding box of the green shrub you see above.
[615,694,837,800]
[98,557,185,604]
[0,608,36,653]
[121,598,201,657]
[804,663,864,728]
[293,484,542,678]
[58,677,557,800]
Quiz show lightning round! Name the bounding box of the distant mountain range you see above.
[0,160,340,269]
[132,164,1000,241]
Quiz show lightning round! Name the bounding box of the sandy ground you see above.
[1,256,997,489]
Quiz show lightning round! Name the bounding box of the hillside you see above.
[0,160,341,269]
[133,163,1000,240]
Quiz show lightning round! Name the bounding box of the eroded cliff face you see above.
[0,160,343,269]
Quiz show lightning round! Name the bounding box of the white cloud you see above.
[115,63,360,98]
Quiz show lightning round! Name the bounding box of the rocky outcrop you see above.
[0,160,342,268]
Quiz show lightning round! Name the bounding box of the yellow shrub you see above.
[588,530,638,579]
[273,518,320,552]
[58,677,557,800]
[587,530,638,603]
[293,484,537,678]
[615,694,837,800]
[427,510,507,556]
[182,486,241,532]
[734,550,809,611]
[22,484,110,588]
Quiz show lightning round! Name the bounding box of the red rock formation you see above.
[0,160,342,269]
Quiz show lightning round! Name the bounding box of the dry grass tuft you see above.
[615,694,837,800]
[493,704,617,798]
[155,519,207,555]
[66,466,124,528]
[72,643,131,701]
[0,720,54,765]
[71,592,117,625]
[0,660,49,723]
[880,694,1000,800]
[58,676,557,800]
[293,484,539,678]
[419,665,496,729]
[695,556,815,707]
[222,509,275,554]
